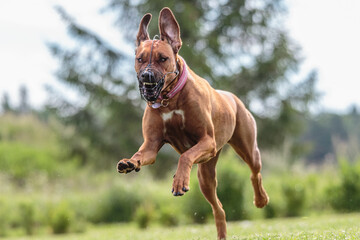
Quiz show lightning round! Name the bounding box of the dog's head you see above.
[135,8,182,102]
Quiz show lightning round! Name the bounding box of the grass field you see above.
[6,213,360,240]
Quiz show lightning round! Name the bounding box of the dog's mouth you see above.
[138,70,165,102]
[139,80,164,102]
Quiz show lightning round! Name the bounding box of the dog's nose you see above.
[141,71,155,83]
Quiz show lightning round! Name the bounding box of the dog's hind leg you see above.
[197,150,226,240]
[229,103,269,208]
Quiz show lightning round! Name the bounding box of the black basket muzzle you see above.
[137,67,165,102]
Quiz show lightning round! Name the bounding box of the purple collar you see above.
[150,56,188,109]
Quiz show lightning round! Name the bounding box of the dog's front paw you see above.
[172,173,190,197]
[117,159,141,174]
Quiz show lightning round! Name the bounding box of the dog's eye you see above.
[137,57,143,63]
[160,57,168,63]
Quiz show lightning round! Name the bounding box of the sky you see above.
[0,0,359,113]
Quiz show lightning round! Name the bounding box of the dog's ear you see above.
[136,13,152,47]
[159,7,182,54]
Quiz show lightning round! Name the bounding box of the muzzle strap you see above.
[146,35,158,69]
[149,57,187,109]
[161,56,188,99]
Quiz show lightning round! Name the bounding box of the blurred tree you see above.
[302,107,360,163]
[46,6,145,168]
[48,0,318,170]
[1,93,12,113]
[1,87,33,115]
[18,85,30,114]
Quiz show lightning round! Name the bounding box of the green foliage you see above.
[90,184,141,223]
[0,108,358,240]
[2,156,360,238]
[184,151,250,223]
[157,204,180,227]
[3,213,359,240]
[217,153,249,221]
[134,203,154,229]
[263,202,277,219]
[50,202,73,234]
[19,201,36,235]
[303,113,348,163]
[0,114,79,183]
[0,201,9,237]
[184,170,212,224]
[302,108,360,164]
[0,142,58,182]
[282,178,306,217]
[328,159,360,212]
[0,219,7,237]
[0,113,57,148]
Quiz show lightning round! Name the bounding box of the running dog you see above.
[117,8,269,240]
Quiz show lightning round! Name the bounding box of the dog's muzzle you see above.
[138,68,165,102]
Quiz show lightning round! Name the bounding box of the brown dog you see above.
[117,7,269,240]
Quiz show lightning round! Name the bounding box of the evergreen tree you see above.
[1,93,11,113]
[18,85,30,114]
[302,108,360,164]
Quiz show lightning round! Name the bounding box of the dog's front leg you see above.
[117,140,163,174]
[117,109,164,174]
[172,135,216,196]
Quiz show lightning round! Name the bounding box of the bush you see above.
[264,202,277,219]
[217,153,249,221]
[157,204,180,227]
[184,151,250,223]
[50,202,73,234]
[328,159,360,212]
[134,203,154,229]
[0,201,9,237]
[90,184,141,223]
[0,218,7,237]
[282,178,306,217]
[0,114,79,184]
[19,201,36,235]
[0,143,57,183]
[184,169,212,224]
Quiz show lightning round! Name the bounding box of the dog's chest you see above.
[161,110,185,126]
[161,109,194,153]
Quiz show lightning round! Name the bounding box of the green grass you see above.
[6,213,360,240]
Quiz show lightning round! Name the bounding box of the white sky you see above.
[286,0,360,112]
[0,0,359,113]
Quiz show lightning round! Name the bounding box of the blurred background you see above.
[0,0,359,238]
